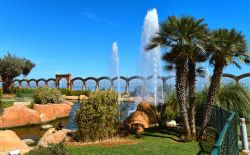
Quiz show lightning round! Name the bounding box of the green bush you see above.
[0,88,2,99]
[26,142,68,155]
[157,92,179,127]
[16,88,35,97]
[75,90,118,142]
[34,87,63,104]
[59,88,91,97]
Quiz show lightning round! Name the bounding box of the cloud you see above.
[80,12,102,22]
[80,11,118,27]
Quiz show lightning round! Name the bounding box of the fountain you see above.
[111,42,121,103]
[137,8,164,106]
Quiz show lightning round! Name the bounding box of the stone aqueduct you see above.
[10,73,250,95]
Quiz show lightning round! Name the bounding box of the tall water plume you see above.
[138,8,163,106]
[112,42,121,103]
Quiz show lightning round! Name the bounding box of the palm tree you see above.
[145,16,209,138]
[200,28,250,138]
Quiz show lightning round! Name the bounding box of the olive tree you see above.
[0,53,35,93]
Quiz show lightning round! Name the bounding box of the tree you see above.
[199,29,250,138]
[0,53,35,93]
[145,16,209,138]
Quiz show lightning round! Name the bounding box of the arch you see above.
[47,80,56,88]
[29,80,37,88]
[112,76,128,82]
[97,76,112,82]
[85,79,96,91]
[99,79,111,90]
[13,80,20,87]
[20,80,29,88]
[72,79,84,90]
[128,78,144,96]
[112,78,127,93]
[58,78,68,89]
[71,77,85,83]
[84,77,98,83]
[128,76,144,81]
[37,80,46,87]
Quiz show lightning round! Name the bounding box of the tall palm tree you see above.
[200,28,250,138]
[145,16,209,138]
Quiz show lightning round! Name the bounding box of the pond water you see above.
[9,101,137,141]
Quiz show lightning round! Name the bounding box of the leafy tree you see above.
[200,29,250,138]
[0,53,35,93]
[145,16,209,138]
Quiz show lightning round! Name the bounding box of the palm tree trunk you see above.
[188,60,196,139]
[199,63,223,139]
[176,60,191,138]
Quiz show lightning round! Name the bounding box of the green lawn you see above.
[67,128,199,155]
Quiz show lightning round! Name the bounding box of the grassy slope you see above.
[67,129,199,155]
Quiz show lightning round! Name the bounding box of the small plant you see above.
[59,88,91,97]
[16,88,35,97]
[26,142,68,155]
[34,87,63,104]
[75,90,118,142]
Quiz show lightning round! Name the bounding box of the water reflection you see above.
[8,101,136,140]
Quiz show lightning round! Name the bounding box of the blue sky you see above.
[0,0,249,79]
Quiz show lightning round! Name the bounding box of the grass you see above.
[67,128,199,155]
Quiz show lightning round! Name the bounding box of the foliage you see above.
[26,142,68,155]
[59,88,91,97]
[33,87,63,104]
[217,84,250,118]
[14,88,35,97]
[145,16,210,138]
[195,83,250,124]
[0,53,35,93]
[0,89,2,99]
[75,90,118,142]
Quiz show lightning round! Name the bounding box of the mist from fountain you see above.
[137,8,164,106]
[112,42,121,103]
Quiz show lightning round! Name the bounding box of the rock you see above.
[63,100,74,106]
[41,124,53,130]
[0,105,41,128]
[22,139,36,146]
[13,102,31,106]
[64,96,79,100]
[124,101,158,129]
[166,120,177,128]
[38,128,71,146]
[79,95,88,100]
[33,103,72,122]
[0,130,32,154]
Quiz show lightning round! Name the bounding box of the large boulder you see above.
[33,103,72,122]
[0,130,32,154]
[0,105,41,128]
[124,101,159,129]
[38,128,71,146]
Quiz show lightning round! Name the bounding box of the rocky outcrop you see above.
[62,95,88,100]
[38,128,71,146]
[0,105,41,128]
[124,101,159,129]
[33,103,72,122]
[0,130,32,154]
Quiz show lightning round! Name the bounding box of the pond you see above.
[9,101,137,141]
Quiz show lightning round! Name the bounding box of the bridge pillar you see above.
[95,82,99,92]
[82,82,86,91]
[110,81,114,91]
[125,81,130,96]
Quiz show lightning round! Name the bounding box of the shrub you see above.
[59,88,91,97]
[26,142,68,155]
[16,88,35,97]
[157,92,179,127]
[75,90,118,142]
[34,87,63,104]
